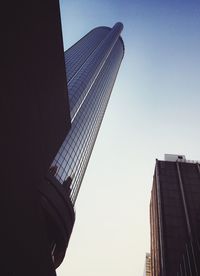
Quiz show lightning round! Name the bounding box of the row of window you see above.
[51,35,124,204]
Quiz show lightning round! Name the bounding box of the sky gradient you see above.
[58,1,200,275]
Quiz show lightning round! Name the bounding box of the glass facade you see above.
[51,23,124,205]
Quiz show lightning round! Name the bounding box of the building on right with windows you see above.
[150,154,200,276]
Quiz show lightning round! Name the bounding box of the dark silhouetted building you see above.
[150,154,200,276]
[2,2,71,275]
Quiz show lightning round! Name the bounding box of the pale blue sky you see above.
[58,1,200,275]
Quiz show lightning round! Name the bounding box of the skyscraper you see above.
[51,22,124,204]
[44,23,124,268]
[150,154,200,276]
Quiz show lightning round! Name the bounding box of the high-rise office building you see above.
[44,22,124,268]
[150,154,200,276]
[51,22,124,204]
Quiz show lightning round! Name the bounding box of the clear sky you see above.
[58,1,200,275]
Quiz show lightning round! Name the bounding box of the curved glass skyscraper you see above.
[51,22,124,205]
[40,22,125,269]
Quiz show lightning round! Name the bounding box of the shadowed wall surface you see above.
[1,1,71,275]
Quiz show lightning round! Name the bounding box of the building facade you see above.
[51,22,124,204]
[2,2,71,275]
[150,154,200,276]
[144,253,152,276]
[44,23,124,268]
